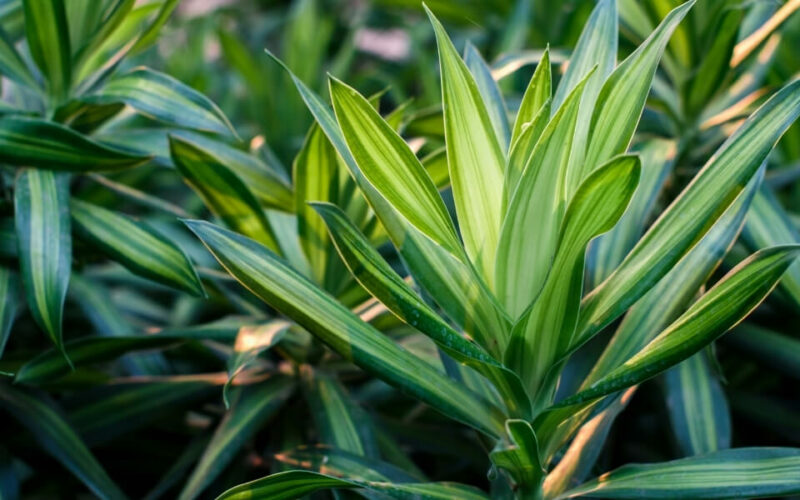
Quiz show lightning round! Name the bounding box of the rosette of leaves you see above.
[184,1,800,499]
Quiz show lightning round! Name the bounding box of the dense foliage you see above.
[0,0,799,499]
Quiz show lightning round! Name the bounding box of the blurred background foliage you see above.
[0,0,799,498]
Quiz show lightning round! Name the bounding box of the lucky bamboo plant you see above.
[185,1,800,498]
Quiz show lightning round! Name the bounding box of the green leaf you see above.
[70,199,204,296]
[23,0,71,103]
[14,335,182,384]
[582,0,694,181]
[0,267,19,358]
[88,67,238,138]
[274,446,417,483]
[294,125,340,289]
[727,324,800,381]
[554,0,617,196]
[329,77,460,255]
[535,171,761,462]
[0,385,126,500]
[426,5,506,284]
[577,79,800,347]
[510,47,550,149]
[15,169,71,353]
[302,370,378,457]
[740,184,800,311]
[0,117,151,171]
[559,447,800,499]
[170,136,281,254]
[506,99,551,198]
[587,139,676,288]
[185,220,507,437]
[665,352,731,456]
[495,70,595,318]
[506,155,640,402]
[561,245,800,408]
[216,470,489,500]
[179,376,294,500]
[312,201,531,419]
[0,24,37,88]
[464,41,511,150]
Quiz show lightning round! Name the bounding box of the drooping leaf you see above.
[559,447,800,499]
[0,385,126,499]
[0,24,37,88]
[15,169,71,353]
[426,6,505,284]
[0,117,151,171]
[170,136,281,254]
[70,199,204,296]
[178,376,294,500]
[186,220,507,437]
[88,67,238,138]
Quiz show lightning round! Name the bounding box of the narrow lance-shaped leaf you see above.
[587,139,676,288]
[581,0,694,184]
[490,420,545,496]
[426,5,506,285]
[495,71,595,318]
[576,79,800,347]
[0,117,151,171]
[560,245,800,408]
[274,446,419,484]
[217,470,490,500]
[740,184,800,311]
[0,25,38,89]
[170,136,282,255]
[15,169,71,354]
[559,447,800,499]
[506,155,640,404]
[23,0,71,103]
[186,220,507,437]
[178,376,294,500]
[302,369,379,457]
[294,125,340,289]
[464,41,511,150]
[312,202,532,419]
[0,386,126,500]
[511,47,551,148]
[664,351,731,456]
[329,77,461,256]
[555,0,618,198]
[14,335,183,384]
[88,67,238,138]
[70,199,205,297]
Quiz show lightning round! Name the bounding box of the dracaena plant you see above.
[182,1,800,499]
